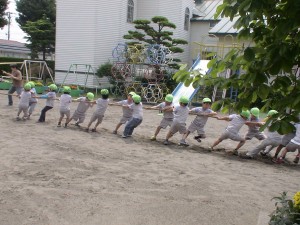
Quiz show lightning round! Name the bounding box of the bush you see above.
[97,62,113,78]
[269,192,300,225]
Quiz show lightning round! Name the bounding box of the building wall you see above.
[55,0,195,86]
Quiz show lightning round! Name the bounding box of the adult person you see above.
[3,64,23,106]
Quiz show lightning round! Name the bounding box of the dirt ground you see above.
[0,90,299,225]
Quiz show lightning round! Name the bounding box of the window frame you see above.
[127,0,134,23]
[184,7,190,31]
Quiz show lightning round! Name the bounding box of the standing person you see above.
[112,92,135,134]
[28,81,38,119]
[37,84,57,123]
[236,107,266,149]
[179,98,217,146]
[163,96,190,145]
[65,92,94,127]
[3,64,23,106]
[86,89,109,132]
[57,86,72,127]
[145,94,174,141]
[122,94,143,138]
[211,110,250,154]
[16,83,32,120]
[241,110,282,159]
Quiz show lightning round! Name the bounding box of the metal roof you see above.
[193,0,222,21]
[0,39,30,54]
[209,17,240,35]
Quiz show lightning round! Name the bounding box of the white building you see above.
[55,0,195,86]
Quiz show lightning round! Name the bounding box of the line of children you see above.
[211,110,250,155]
[57,86,72,127]
[86,89,109,132]
[163,96,190,145]
[179,97,217,146]
[112,91,135,134]
[145,94,174,141]
[65,92,94,127]
[16,83,32,121]
[122,94,143,138]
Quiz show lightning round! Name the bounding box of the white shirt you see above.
[94,98,109,115]
[129,102,143,119]
[226,114,247,134]
[60,94,72,111]
[173,105,189,124]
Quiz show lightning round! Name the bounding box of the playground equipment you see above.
[59,64,102,96]
[0,60,55,83]
[110,43,175,103]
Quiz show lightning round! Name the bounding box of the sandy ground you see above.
[0,90,299,225]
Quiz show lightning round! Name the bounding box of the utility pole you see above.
[6,12,13,40]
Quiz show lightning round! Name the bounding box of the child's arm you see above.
[216,116,230,121]
[245,121,264,127]
[144,105,160,110]
[162,106,173,112]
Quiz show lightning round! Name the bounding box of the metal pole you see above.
[6,12,12,40]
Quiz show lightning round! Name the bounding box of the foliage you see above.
[269,192,300,225]
[0,0,8,28]
[97,62,113,78]
[124,16,188,67]
[16,0,56,59]
[174,0,300,134]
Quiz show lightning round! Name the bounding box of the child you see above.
[57,86,72,127]
[211,110,250,154]
[146,94,174,141]
[111,91,135,134]
[266,132,295,158]
[28,81,38,119]
[65,92,94,127]
[236,107,266,150]
[86,89,109,132]
[122,94,143,138]
[163,96,190,145]
[242,110,282,159]
[179,97,217,146]
[16,83,32,120]
[37,84,57,122]
[274,122,300,164]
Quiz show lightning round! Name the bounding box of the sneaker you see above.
[16,117,21,121]
[239,154,253,159]
[64,123,68,128]
[112,130,117,134]
[194,136,202,142]
[275,157,284,164]
[293,156,299,164]
[260,152,267,157]
[179,140,189,146]
[150,136,156,141]
[85,128,90,132]
[91,128,96,132]
[75,122,80,127]
[232,150,239,156]
[163,140,169,145]
[57,123,61,127]
[22,117,26,121]
[122,134,127,138]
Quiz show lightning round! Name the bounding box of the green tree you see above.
[0,0,8,28]
[174,0,300,134]
[123,16,188,67]
[16,0,55,59]
[22,15,55,60]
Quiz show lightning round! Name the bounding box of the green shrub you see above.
[97,62,113,78]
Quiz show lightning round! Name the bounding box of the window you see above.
[184,8,190,31]
[209,21,218,29]
[127,0,134,23]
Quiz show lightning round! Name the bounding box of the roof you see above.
[0,39,30,54]
[209,17,240,35]
[192,0,222,21]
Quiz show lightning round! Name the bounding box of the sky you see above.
[0,0,27,43]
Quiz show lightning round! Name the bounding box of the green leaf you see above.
[269,121,280,132]
[212,101,222,111]
[278,121,295,135]
[257,84,270,100]
[243,47,255,62]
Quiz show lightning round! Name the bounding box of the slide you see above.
[172,57,210,106]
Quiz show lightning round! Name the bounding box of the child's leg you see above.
[38,106,52,122]
[153,126,162,138]
[28,102,37,116]
[234,139,246,151]
[246,139,271,157]
[272,144,284,158]
[293,151,300,164]
[211,138,222,149]
[17,107,22,117]
[181,130,191,141]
